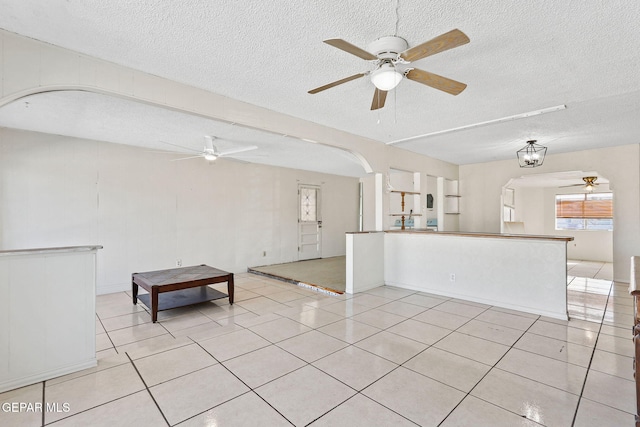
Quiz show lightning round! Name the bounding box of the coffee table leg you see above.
[228,274,234,305]
[151,287,159,323]
[132,277,138,305]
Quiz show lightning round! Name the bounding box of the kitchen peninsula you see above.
[346,230,572,319]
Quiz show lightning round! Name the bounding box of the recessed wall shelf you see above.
[444,180,460,215]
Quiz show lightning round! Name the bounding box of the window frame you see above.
[555,192,613,231]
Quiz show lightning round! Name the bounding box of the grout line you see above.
[125,353,170,427]
[192,340,297,426]
[437,315,538,425]
[570,279,612,427]
[41,381,45,427]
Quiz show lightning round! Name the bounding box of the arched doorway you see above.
[501,170,614,322]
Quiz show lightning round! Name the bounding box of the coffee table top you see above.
[132,264,232,287]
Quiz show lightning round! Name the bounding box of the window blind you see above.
[556,193,613,219]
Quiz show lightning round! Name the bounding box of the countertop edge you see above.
[348,230,573,241]
[0,245,103,256]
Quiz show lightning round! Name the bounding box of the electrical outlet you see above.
[450,273,456,282]
[176,258,182,267]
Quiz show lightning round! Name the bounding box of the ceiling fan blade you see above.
[160,140,201,153]
[400,29,470,62]
[405,68,467,95]
[145,150,178,154]
[324,39,377,60]
[170,155,203,162]
[370,88,388,110]
[559,184,584,188]
[308,73,366,94]
[219,145,259,156]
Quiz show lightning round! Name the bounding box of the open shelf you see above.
[138,287,228,312]
[444,179,460,214]
[390,189,420,230]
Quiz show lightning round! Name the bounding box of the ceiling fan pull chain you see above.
[394,87,397,124]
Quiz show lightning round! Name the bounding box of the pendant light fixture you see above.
[517,140,547,168]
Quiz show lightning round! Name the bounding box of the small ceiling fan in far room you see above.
[308,29,470,110]
[560,176,600,192]
[160,135,258,162]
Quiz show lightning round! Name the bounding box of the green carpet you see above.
[249,256,346,293]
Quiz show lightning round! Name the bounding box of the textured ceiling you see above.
[0,0,639,166]
[0,91,367,177]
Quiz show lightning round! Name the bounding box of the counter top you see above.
[349,230,573,242]
[345,231,385,234]
[0,245,103,257]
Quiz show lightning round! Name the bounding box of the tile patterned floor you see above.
[1,260,633,426]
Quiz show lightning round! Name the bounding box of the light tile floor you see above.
[1,260,633,426]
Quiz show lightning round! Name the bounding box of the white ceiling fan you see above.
[160,135,258,161]
[308,29,470,110]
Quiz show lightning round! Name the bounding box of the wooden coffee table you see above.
[132,264,234,322]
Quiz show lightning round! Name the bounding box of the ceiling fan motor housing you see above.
[368,36,408,60]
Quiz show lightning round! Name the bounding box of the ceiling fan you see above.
[308,29,470,110]
[160,136,258,161]
[560,176,600,192]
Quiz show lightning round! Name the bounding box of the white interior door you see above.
[298,185,321,260]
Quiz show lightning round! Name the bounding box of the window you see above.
[299,187,317,222]
[555,193,613,231]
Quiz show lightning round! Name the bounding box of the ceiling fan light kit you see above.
[203,151,217,161]
[517,140,547,168]
[582,176,598,192]
[371,62,403,90]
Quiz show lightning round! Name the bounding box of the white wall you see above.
[360,174,376,232]
[345,232,384,293]
[384,232,568,319]
[0,128,359,294]
[460,144,640,281]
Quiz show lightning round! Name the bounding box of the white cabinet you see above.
[0,246,101,393]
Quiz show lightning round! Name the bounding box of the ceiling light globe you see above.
[204,152,217,161]
[371,63,403,91]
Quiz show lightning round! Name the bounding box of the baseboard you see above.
[0,359,97,394]
[97,283,129,295]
